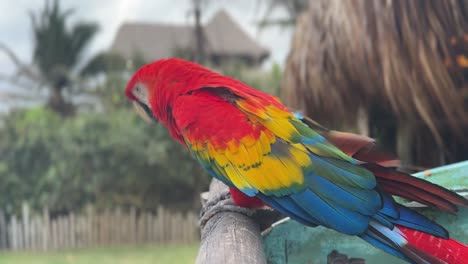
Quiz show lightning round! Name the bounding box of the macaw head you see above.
[125,61,159,123]
[125,58,216,124]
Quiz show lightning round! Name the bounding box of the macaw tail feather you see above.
[324,131,401,167]
[398,225,468,264]
[363,163,468,214]
[296,114,400,167]
[360,221,468,263]
[308,125,468,212]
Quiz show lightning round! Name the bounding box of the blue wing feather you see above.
[290,189,371,234]
[305,174,381,216]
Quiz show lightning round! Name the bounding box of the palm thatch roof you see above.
[282,0,468,147]
[111,10,269,66]
[204,10,269,59]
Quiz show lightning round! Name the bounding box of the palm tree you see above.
[257,0,309,29]
[30,0,98,115]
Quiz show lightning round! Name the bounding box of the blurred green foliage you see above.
[0,106,208,214]
[0,61,282,215]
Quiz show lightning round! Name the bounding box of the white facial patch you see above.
[132,83,150,106]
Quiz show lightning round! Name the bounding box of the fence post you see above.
[42,207,49,251]
[129,207,136,244]
[0,209,7,249]
[9,215,20,250]
[22,203,29,250]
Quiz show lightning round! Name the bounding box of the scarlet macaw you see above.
[125,58,468,263]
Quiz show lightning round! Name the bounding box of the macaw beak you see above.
[133,101,158,123]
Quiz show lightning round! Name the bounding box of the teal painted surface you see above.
[412,160,468,190]
[263,161,468,264]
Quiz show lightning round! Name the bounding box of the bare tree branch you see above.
[0,42,42,82]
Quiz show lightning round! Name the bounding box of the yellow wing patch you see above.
[236,99,302,143]
[187,96,349,197]
[193,125,310,196]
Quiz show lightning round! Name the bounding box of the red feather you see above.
[363,163,468,213]
[398,225,468,263]
[324,131,400,167]
[378,178,458,213]
[229,188,265,208]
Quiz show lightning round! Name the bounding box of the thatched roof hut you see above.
[111,10,269,67]
[282,0,468,167]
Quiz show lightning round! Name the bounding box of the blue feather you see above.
[360,232,410,262]
[392,205,448,239]
[373,213,395,229]
[290,190,370,235]
[300,136,326,145]
[379,193,399,219]
[305,174,382,216]
[257,194,319,226]
[293,112,304,119]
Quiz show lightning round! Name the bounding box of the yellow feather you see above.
[289,146,313,168]
[240,134,257,147]
[191,101,315,195]
[237,100,268,119]
[259,131,273,154]
[261,156,290,189]
[226,140,239,153]
[209,144,229,167]
[224,163,253,190]
[225,144,249,167]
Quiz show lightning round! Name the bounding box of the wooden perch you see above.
[196,179,267,264]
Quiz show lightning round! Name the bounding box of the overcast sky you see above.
[0,0,293,80]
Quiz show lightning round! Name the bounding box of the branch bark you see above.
[196,179,267,264]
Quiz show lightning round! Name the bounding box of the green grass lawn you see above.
[0,244,198,264]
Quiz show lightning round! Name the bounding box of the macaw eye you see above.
[133,85,141,95]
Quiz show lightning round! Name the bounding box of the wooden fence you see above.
[0,204,199,251]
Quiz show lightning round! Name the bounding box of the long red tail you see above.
[398,225,468,264]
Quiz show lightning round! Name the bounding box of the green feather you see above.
[310,155,376,189]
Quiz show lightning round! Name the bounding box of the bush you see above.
[0,107,209,215]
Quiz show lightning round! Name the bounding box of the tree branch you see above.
[196,179,267,264]
[0,42,42,82]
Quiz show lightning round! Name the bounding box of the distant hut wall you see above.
[282,0,468,168]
